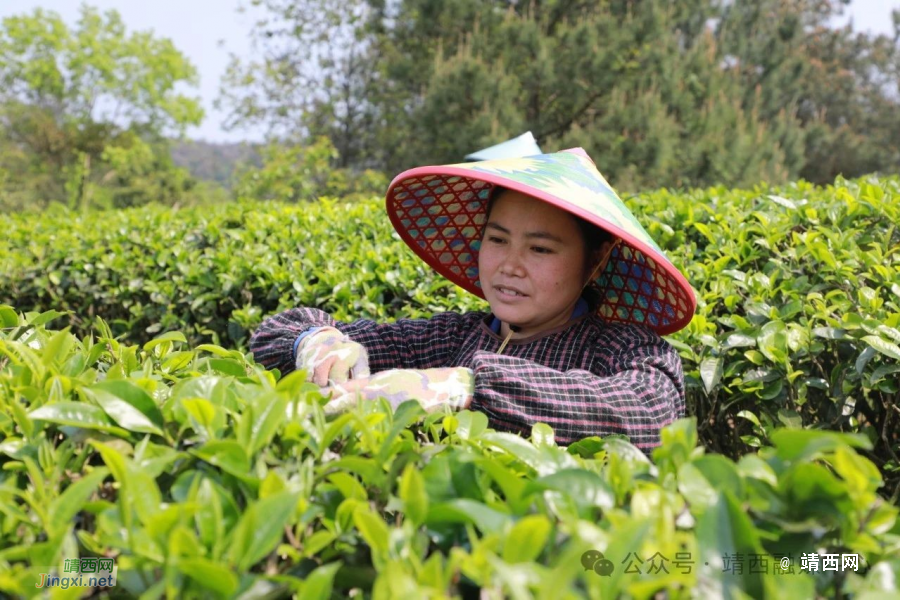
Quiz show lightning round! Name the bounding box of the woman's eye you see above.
[488,236,505,244]
[532,247,552,254]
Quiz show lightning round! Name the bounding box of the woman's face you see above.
[478,189,601,338]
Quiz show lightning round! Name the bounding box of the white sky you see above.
[1,0,897,143]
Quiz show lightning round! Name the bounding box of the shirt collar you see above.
[489,297,589,334]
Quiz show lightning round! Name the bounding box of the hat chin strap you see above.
[497,324,520,354]
[584,238,621,290]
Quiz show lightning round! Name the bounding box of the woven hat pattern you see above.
[387,150,695,335]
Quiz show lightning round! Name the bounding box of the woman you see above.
[250,148,695,452]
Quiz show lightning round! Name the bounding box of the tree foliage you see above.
[170,140,261,187]
[221,0,900,191]
[0,5,203,211]
[218,0,378,169]
[233,135,387,203]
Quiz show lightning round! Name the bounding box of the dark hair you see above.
[483,185,614,310]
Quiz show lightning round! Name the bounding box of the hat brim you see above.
[386,151,696,335]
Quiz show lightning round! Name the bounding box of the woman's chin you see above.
[491,307,527,327]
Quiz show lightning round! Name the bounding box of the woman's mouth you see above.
[496,286,528,299]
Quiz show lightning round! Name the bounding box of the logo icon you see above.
[581,550,615,576]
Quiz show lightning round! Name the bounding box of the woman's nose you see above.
[498,248,526,276]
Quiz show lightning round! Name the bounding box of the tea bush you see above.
[2,175,898,488]
[0,308,898,598]
[636,177,900,475]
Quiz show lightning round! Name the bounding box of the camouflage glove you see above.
[321,367,475,415]
[295,326,370,387]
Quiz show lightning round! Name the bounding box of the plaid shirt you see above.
[250,307,685,452]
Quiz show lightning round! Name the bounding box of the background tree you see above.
[716,0,900,183]
[218,0,380,169]
[233,136,387,203]
[0,5,203,210]
[220,0,900,193]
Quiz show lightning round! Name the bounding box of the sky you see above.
[1,0,897,144]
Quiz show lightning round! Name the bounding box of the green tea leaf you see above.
[328,472,367,502]
[143,331,188,351]
[700,357,723,394]
[29,402,128,436]
[298,561,342,600]
[736,410,761,428]
[39,328,74,368]
[128,466,164,526]
[246,392,288,454]
[8,398,33,439]
[526,469,615,511]
[228,491,299,571]
[303,530,337,558]
[476,458,528,513]
[691,455,744,498]
[454,410,488,440]
[179,557,239,596]
[0,305,18,327]
[192,440,250,477]
[531,422,555,447]
[202,358,247,377]
[194,478,226,552]
[862,336,900,361]
[29,310,67,328]
[723,333,756,349]
[181,397,223,438]
[399,464,428,526]
[196,343,242,358]
[161,350,195,372]
[91,440,128,482]
[695,491,765,598]
[48,467,110,534]
[353,505,391,567]
[770,428,872,462]
[481,432,545,472]
[426,499,510,534]
[502,515,551,564]
[82,381,164,436]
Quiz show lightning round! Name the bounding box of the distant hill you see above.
[171,139,261,186]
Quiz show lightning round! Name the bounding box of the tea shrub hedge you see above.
[2,175,898,483]
[0,309,898,597]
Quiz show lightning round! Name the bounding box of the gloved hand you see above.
[295,326,370,386]
[321,367,475,415]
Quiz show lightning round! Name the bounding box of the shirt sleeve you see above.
[467,324,685,453]
[249,307,480,376]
